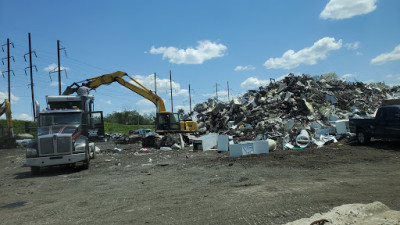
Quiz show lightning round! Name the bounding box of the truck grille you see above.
[39,135,72,156]
[57,136,72,153]
[39,137,54,155]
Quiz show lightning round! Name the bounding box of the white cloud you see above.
[240,77,269,89]
[370,44,400,65]
[342,73,356,79]
[264,37,342,69]
[345,42,360,50]
[174,105,191,113]
[13,113,32,121]
[320,0,377,20]
[106,100,112,105]
[131,74,188,97]
[44,63,69,72]
[0,91,19,103]
[234,65,255,71]
[50,81,66,87]
[385,74,400,80]
[150,40,227,64]
[356,52,363,56]
[138,108,156,115]
[136,99,154,106]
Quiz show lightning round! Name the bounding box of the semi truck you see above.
[24,89,104,174]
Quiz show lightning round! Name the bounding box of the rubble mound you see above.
[194,73,400,148]
[285,201,400,225]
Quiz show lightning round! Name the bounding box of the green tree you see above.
[104,110,155,125]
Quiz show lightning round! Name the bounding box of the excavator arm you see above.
[64,71,197,133]
[0,100,12,135]
[63,71,167,112]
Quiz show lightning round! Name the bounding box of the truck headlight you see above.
[74,143,86,153]
[26,148,38,157]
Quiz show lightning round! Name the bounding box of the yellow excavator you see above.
[0,99,16,148]
[63,71,197,133]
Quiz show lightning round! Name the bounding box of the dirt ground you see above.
[0,139,400,225]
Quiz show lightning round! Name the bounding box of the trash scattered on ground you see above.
[105,129,158,144]
[113,147,123,153]
[160,147,172,151]
[193,133,218,151]
[229,140,269,157]
[15,139,32,147]
[95,146,101,153]
[217,135,230,152]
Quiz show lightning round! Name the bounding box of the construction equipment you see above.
[24,93,103,174]
[63,71,198,133]
[0,99,16,148]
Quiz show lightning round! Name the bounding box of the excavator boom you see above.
[64,71,166,112]
[63,71,197,133]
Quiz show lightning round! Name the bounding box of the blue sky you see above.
[1,0,399,121]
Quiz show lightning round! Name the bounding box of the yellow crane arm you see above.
[0,100,13,134]
[79,71,167,112]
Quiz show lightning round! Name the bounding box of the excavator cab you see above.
[156,112,198,133]
[156,112,181,132]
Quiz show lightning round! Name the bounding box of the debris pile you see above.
[194,73,399,149]
[105,129,158,145]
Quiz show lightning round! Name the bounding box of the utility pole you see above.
[227,81,230,102]
[49,40,66,94]
[189,84,192,114]
[1,39,15,107]
[7,39,10,102]
[24,33,38,119]
[57,40,61,95]
[170,70,173,113]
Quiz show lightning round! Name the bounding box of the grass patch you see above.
[104,122,154,135]
[0,119,37,137]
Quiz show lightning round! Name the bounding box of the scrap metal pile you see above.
[194,73,399,149]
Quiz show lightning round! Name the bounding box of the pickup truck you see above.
[349,105,400,144]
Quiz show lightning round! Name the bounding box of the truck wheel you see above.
[82,161,89,170]
[82,150,90,170]
[31,166,40,175]
[356,130,370,145]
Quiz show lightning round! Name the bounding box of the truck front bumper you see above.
[24,153,86,167]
